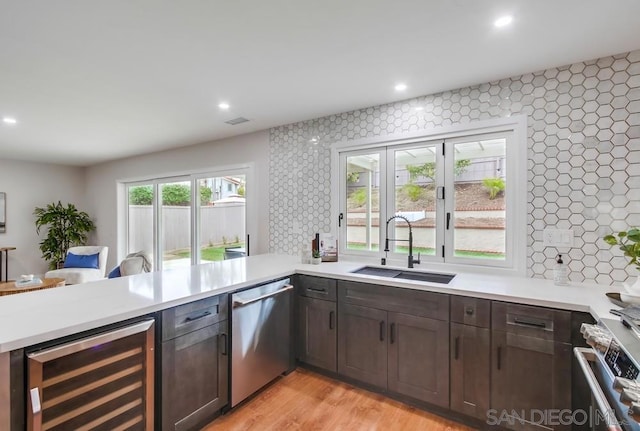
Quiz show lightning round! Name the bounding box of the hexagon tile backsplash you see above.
[269,49,640,285]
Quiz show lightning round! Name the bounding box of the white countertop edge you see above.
[0,254,622,352]
[0,270,296,353]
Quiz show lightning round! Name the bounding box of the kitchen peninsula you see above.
[0,254,620,430]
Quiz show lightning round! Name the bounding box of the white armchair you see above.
[45,246,109,285]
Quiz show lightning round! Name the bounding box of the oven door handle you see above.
[574,347,624,431]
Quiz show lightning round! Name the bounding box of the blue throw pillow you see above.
[64,252,100,269]
[107,265,121,278]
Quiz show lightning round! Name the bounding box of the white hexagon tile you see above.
[269,49,640,285]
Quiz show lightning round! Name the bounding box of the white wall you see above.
[85,131,270,269]
[0,158,86,278]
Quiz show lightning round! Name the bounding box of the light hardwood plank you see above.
[204,369,478,431]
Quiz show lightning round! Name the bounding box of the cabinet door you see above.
[491,330,571,431]
[297,296,337,372]
[388,312,449,407]
[450,323,490,419]
[162,320,228,431]
[337,303,387,389]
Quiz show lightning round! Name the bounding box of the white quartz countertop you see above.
[0,253,623,353]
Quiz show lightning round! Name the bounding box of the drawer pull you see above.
[465,307,474,316]
[184,311,211,323]
[513,317,547,329]
[329,311,335,330]
[308,287,327,293]
[379,321,385,342]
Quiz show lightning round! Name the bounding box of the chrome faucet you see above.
[381,215,421,268]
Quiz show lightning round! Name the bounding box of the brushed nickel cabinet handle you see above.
[220,333,228,356]
[185,311,211,323]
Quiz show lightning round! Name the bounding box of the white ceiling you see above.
[1,1,640,167]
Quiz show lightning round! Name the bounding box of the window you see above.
[124,167,250,270]
[336,119,525,273]
[344,151,383,252]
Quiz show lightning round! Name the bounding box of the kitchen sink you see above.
[351,266,456,284]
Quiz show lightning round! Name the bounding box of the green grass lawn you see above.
[173,243,244,261]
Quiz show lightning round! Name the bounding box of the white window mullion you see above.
[442,140,455,261]
[153,182,161,271]
[435,141,446,261]
[191,178,200,265]
[337,152,348,258]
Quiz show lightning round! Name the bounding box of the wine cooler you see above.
[26,319,155,431]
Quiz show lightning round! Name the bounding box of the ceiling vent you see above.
[225,117,250,125]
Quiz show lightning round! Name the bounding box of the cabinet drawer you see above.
[338,280,449,321]
[162,294,228,341]
[297,275,337,301]
[451,296,490,328]
[492,301,571,343]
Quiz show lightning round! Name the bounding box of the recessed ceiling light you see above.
[218,102,230,110]
[2,117,17,125]
[394,83,407,92]
[494,15,513,28]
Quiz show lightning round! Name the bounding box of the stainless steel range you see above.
[577,315,640,431]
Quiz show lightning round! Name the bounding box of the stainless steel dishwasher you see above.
[231,278,293,407]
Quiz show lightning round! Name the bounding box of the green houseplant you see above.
[34,201,96,270]
[603,228,640,270]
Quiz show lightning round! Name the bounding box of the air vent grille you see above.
[225,117,250,125]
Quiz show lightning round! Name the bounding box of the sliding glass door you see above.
[125,167,251,271]
[196,174,246,262]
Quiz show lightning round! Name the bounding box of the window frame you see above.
[443,131,514,269]
[332,116,527,276]
[338,147,387,258]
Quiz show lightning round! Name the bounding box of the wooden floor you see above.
[203,369,478,431]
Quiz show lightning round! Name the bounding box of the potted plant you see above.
[34,201,96,270]
[603,228,640,290]
[311,250,322,265]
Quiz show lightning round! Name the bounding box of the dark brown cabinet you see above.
[450,296,491,420]
[388,312,449,407]
[297,296,337,372]
[337,302,388,388]
[296,275,338,373]
[337,280,450,407]
[490,302,572,431]
[161,294,228,431]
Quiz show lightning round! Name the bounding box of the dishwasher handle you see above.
[574,347,623,431]
[233,285,294,308]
